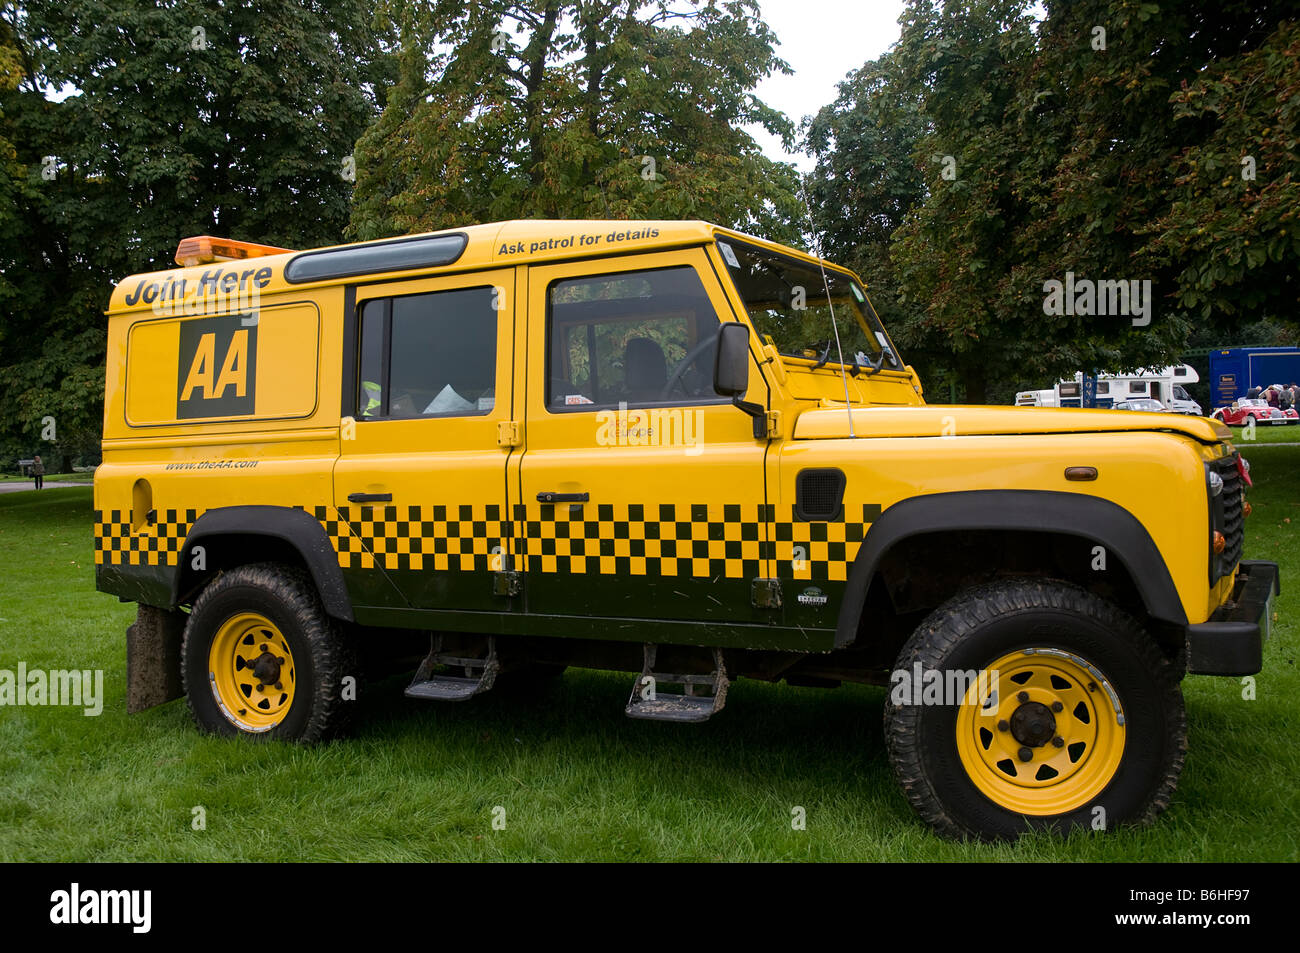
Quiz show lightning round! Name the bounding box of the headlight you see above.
[1208,471,1224,496]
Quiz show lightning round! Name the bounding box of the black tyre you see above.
[884,578,1186,839]
[181,563,357,742]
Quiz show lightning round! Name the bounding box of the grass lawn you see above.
[1222,422,1300,444]
[0,472,96,484]
[0,456,1296,862]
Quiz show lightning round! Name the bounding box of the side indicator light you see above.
[1064,466,1098,481]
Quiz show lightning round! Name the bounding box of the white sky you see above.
[748,0,907,170]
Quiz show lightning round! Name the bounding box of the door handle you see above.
[536,491,589,503]
[348,492,393,503]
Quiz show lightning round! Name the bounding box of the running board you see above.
[625,645,729,723]
[405,636,500,702]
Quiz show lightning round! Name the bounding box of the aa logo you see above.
[176,314,258,418]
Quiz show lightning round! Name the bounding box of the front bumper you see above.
[1185,560,1280,676]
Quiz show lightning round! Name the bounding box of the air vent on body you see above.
[795,468,846,521]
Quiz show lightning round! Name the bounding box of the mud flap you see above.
[126,605,187,713]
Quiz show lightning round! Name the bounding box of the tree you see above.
[1143,17,1300,329]
[804,0,1299,404]
[0,0,392,467]
[874,0,1046,403]
[349,0,804,242]
[802,52,931,381]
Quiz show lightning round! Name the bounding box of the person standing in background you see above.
[31,454,44,490]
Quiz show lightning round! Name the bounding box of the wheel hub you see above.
[1010,700,1056,748]
[954,648,1126,816]
[207,612,296,732]
[251,651,282,685]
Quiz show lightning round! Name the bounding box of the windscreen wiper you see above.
[802,340,833,370]
[854,348,893,377]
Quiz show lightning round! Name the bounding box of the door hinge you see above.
[751,577,783,609]
[764,410,782,438]
[497,420,522,448]
[492,569,522,597]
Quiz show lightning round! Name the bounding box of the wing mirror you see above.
[713,322,750,398]
[713,322,767,438]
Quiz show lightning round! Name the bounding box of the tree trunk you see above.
[524,1,562,194]
[961,362,988,405]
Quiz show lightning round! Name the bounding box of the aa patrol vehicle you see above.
[96,221,1278,838]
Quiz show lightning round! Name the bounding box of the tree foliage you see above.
[805,0,1300,403]
[0,0,391,467]
[349,0,804,242]
[1144,17,1300,324]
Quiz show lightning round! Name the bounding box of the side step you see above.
[405,636,500,702]
[625,645,729,723]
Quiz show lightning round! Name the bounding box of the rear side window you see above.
[356,286,497,419]
[547,266,723,409]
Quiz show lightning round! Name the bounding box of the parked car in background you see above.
[1169,384,1202,416]
[1015,365,1200,410]
[1014,388,1056,407]
[1113,398,1169,412]
[1212,398,1297,426]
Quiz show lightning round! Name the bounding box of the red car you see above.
[1212,398,1298,426]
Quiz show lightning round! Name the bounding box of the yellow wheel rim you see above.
[955,648,1125,816]
[207,612,296,733]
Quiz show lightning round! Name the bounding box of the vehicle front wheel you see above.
[884,578,1186,839]
[181,563,356,742]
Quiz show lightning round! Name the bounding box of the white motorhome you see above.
[1015,366,1202,414]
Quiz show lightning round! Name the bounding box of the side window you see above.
[547,265,723,409]
[356,286,497,419]
[1130,381,1147,395]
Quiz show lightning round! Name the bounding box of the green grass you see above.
[0,471,96,483]
[1224,422,1300,443]
[0,461,1296,862]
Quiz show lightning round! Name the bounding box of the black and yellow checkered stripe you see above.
[514,502,764,579]
[770,503,882,582]
[93,508,198,567]
[309,504,508,573]
[94,501,881,581]
[309,501,880,582]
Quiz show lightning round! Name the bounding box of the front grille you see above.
[1211,454,1244,583]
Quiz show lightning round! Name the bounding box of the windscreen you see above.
[716,239,901,371]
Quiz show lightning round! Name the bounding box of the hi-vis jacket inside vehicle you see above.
[97,220,1278,839]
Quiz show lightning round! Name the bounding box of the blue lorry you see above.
[1208,346,1300,407]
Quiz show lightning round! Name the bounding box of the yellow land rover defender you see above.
[97,220,1278,839]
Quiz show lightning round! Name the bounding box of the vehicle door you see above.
[332,269,517,613]
[511,249,771,624]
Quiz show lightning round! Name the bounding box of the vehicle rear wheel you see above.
[884,578,1186,839]
[182,563,356,742]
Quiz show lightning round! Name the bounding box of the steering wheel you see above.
[660,336,719,401]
